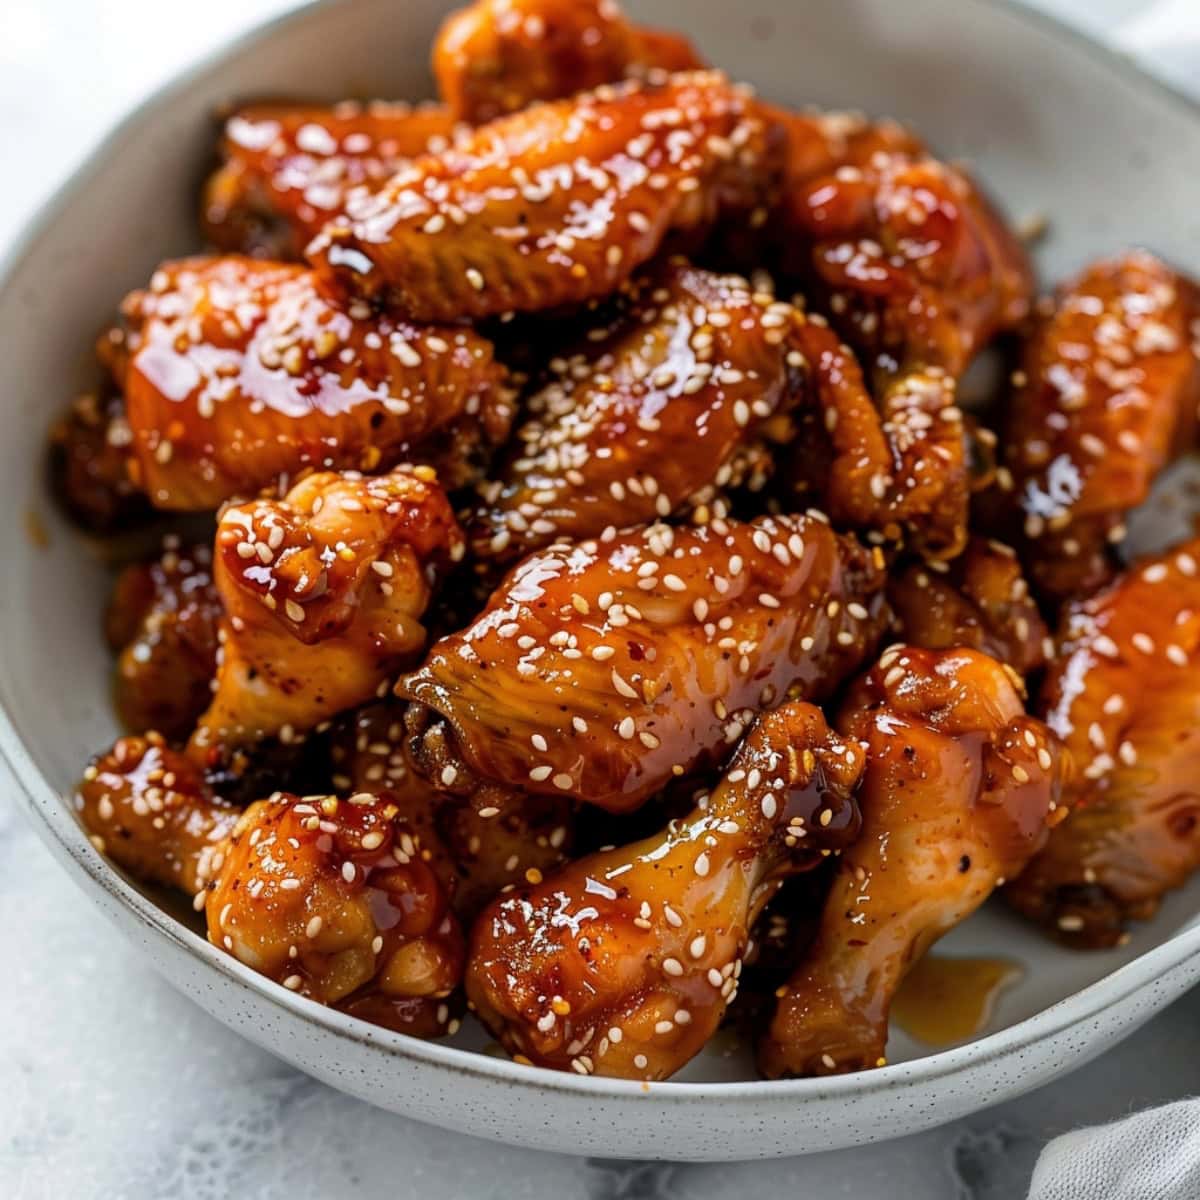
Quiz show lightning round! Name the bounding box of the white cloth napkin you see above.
[1027,3,1200,1197]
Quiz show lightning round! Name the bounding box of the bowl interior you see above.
[2,0,1200,1087]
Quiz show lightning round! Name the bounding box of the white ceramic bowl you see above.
[4,0,1200,1162]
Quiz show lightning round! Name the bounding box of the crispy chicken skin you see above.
[114,256,512,510]
[75,734,238,894]
[433,0,703,124]
[191,467,463,761]
[471,260,806,562]
[887,536,1049,678]
[203,102,464,260]
[76,736,464,1038]
[307,72,777,321]
[1006,537,1200,947]
[998,252,1200,604]
[329,702,574,919]
[397,512,888,814]
[467,701,865,1079]
[760,647,1067,1077]
[106,541,222,741]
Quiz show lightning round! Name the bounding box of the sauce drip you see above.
[892,954,1023,1047]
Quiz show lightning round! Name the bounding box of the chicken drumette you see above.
[471,260,806,562]
[191,466,463,764]
[203,101,463,260]
[467,700,865,1079]
[1007,536,1200,947]
[397,512,888,815]
[996,251,1200,604]
[760,646,1067,1077]
[112,256,512,510]
[433,0,702,125]
[308,72,777,322]
[76,735,464,1037]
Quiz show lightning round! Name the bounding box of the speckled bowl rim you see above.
[4,0,1200,1107]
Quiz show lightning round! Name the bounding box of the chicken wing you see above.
[76,736,464,1038]
[115,256,512,510]
[433,0,702,124]
[397,512,888,814]
[106,539,222,741]
[467,700,865,1079]
[760,646,1067,1077]
[776,143,1033,558]
[307,72,778,322]
[471,260,806,562]
[203,101,464,260]
[887,536,1049,678]
[75,733,238,893]
[997,252,1200,603]
[191,466,463,763]
[1006,537,1200,946]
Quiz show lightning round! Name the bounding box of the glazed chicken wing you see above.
[467,701,865,1079]
[76,736,464,1037]
[106,539,222,741]
[433,0,703,124]
[997,252,1200,603]
[203,101,463,260]
[115,256,512,510]
[191,466,463,763]
[1006,536,1200,946]
[307,72,777,322]
[397,512,888,814]
[760,646,1067,1077]
[75,734,238,893]
[471,260,806,562]
[776,142,1033,558]
[887,536,1049,678]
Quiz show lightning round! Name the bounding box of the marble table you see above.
[2,2,1197,1196]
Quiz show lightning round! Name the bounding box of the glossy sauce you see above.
[891,954,1023,1047]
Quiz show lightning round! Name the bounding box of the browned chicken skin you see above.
[760,646,1067,1078]
[997,252,1200,604]
[106,539,222,741]
[433,0,703,125]
[397,512,888,815]
[471,260,807,562]
[308,72,777,322]
[203,101,465,260]
[191,466,463,763]
[887,536,1050,678]
[76,735,464,1038]
[114,256,512,510]
[468,701,865,1079]
[1007,536,1200,947]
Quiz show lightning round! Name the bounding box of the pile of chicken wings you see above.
[58,0,1200,1082]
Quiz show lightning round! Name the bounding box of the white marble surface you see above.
[2,2,1198,1197]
